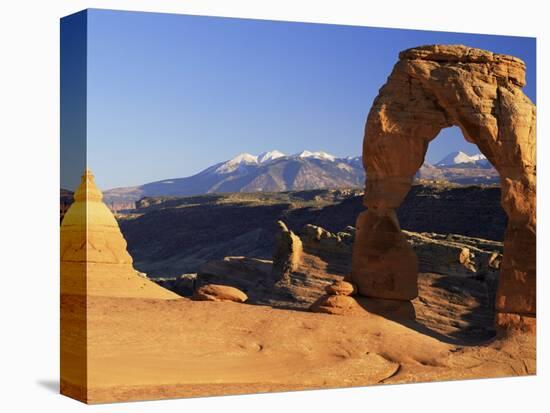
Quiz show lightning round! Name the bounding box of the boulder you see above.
[198,256,273,303]
[309,295,358,315]
[154,273,197,296]
[302,224,339,243]
[301,224,351,254]
[193,284,248,303]
[325,280,357,296]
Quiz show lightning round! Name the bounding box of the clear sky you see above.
[85,9,536,189]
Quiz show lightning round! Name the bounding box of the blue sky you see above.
[85,9,536,189]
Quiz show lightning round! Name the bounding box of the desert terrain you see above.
[115,183,505,277]
[62,291,534,403]
[61,179,534,404]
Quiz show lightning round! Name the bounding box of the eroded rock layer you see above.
[351,45,536,330]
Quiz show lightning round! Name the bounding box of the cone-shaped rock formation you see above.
[60,169,179,299]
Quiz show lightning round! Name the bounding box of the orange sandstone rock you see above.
[193,284,248,303]
[495,312,536,335]
[309,295,358,315]
[351,45,536,330]
[60,169,179,299]
[272,220,303,280]
[325,280,357,296]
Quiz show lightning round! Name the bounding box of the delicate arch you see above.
[351,45,536,332]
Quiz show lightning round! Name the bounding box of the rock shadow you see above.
[352,273,497,346]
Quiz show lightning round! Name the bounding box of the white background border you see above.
[0,1,547,412]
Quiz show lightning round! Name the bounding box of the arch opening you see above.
[419,126,500,186]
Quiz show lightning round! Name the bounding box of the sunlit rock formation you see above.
[310,280,358,315]
[192,284,248,303]
[60,169,179,299]
[272,220,303,281]
[351,45,536,332]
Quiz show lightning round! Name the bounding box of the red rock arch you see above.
[351,45,536,332]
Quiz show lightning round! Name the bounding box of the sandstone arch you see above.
[351,45,536,332]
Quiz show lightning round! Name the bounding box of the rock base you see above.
[495,312,536,335]
[354,297,417,321]
[309,295,358,315]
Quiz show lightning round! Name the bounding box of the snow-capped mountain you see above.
[258,150,286,163]
[435,151,490,168]
[214,150,338,175]
[104,150,365,205]
[102,149,499,208]
[214,152,259,174]
[296,150,336,162]
[415,150,497,185]
[214,150,286,174]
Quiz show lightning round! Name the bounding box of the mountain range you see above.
[435,151,492,168]
[103,150,498,209]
